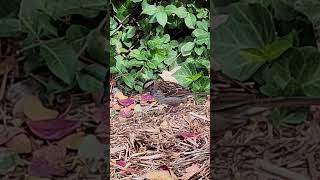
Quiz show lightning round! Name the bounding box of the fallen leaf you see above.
[160,120,171,129]
[116,160,126,167]
[5,133,32,154]
[118,98,135,107]
[23,96,59,121]
[159,66,181,83]
[12,97,25,117]
[5,79,42,104]
[92,107,106,122]
[180,164,201,180]
[112,103,122,110]
[140,93,154,102]
[28,159,67,177]
[114,91,128,100]
[119,108,133,118]
[145,170,175,180]
[0,149,24,175]
[128,104,135,109]
[33,144,66,163]
[79,135,106,160]
[26,118,81,140]
[58,133,85,150]
[0,126,24,145]
[176,132,197,139]
[134,104,142,112]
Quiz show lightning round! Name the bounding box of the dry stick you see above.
[0,68,9,101]
[254,159,310,180]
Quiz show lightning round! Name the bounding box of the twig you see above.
[254,159,310,180]
[189,112,209,121]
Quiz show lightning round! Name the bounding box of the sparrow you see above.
[143,79,209,106]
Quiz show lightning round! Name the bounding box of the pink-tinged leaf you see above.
[176,132,197,139]
[116,160,126,167]
[119,108,133,118]
[28,159,66,177]
[0,126,24,145]
[140,93,154,102]
[26,118,80,140]
[118,98,135,107]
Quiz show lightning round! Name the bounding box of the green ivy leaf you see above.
[65,25,90,52]
[196,19,208,31]
[184,13,197,29]
[40,40,79,85]
[121,72,135,88]
[0,18,23,37]
[156,6,167,27]
[194,46,204,56]
[79,135,107,160]
[0,149,24,175]
[192,76,210,92]
[165,4,176,15]
[142,4,157,15]
[173,62,198,87]
[174,7,188,18]
[181,42,195,56]
[87,30,107,63]
[77,64,107,93]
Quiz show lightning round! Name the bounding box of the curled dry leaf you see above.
[159,66,181,83]
[28,159,67,177]
[119,108,133,118]
[58,133,85,150]
[5,133,32,154]
[144,170,175,180]
[140,93,154,102]
[0,125,24,145]
[112,103,122,111]
[180,164,201,180]
[114,91,128,100]
[176,132,197,139]
[26,118,81,140]
[116,160,126,167]
[118,98,135,107]
[23,95,59,121]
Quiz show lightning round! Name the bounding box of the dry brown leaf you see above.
[33,144,66,164]
[58,133,85,150]
[145,170,175,180]
[12,97,25,117]
[160,120,171,129]
[159,66,181,83]
[5,133,32,154]
[114,91,128,100]
[180,164,201,180]
[112,103,122,110]
[23,95,59,121]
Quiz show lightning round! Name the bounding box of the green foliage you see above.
[111,0,210,92]
[0,0,108,95]
[213,1,320,126]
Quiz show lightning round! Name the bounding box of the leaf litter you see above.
[110,88,210,179]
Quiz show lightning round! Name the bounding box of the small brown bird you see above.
[143,79,209,106]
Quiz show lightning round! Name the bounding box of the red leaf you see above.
[140,93,154,102]
[116,160,126,167]
[118,98,135,107]
[26,118,80,140]
[119,108,133,118]
[28,159,66,177]
[176,132,197,139]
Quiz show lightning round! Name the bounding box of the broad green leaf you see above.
[174,7,188,18]
[181,42,195,56]
[40,40,79,84]
[196,20,209,31]
[44,0,108,19]
[131,0,142,2]
[165,5,176,15]
[129,49,147,60]
[126,26,136,39]
[213,3,276,81]
[173,63,198,87]
[78,64,107,93]
[147,54,165,69]
[192,76,210,92]
[87,30,107,63]
[271,107,307,127]
[121,73,135,88]
[79,135,107,160]
[66,25,90,52]
[110,17,118,31]
[156,6,167,27]
[192,28,209,45]
[184,13,197,29]
[194,46,204,56]
[142,4,157,15]
[0,150,24,175]
[0,18,23,37]
[164,50,177,65]
[259,47,320,97]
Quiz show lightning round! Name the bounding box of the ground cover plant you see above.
[213,0,320,126]
[0,0,108,179]
[110,0,210,94]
